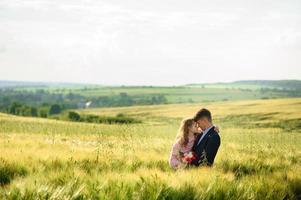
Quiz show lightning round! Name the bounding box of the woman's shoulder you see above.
[173,138,181,146]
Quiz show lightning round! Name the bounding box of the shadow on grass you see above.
[0,159,28,186]
[218,159,278,179]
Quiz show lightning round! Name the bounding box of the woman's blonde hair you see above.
[176,118,194,147]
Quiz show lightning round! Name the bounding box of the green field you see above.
[3,80,300,105]
[0,98,300,199]
[8,85,280,102]
[66,86,285,103]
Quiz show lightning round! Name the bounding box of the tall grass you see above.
[0,160,28,186]
[0,98,300,199]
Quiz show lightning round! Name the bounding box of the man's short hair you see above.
[193,108,212,122]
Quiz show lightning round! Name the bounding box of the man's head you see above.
[193,108,212,130]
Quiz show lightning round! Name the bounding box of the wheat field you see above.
[0,98,300,199]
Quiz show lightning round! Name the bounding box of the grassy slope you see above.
[0,98,300,199]
[187,80,301,90]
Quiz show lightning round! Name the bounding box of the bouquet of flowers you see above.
[182,151,197,164]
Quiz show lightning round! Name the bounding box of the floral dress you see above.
[169,135,196,169]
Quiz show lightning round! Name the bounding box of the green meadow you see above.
[71,86,280,103]
[54,85,301,103]
[0,98,300,199]
[7,80,301,105]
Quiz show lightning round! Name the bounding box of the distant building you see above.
[77,100,93,109]
[85,101,92,108]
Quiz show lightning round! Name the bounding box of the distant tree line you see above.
[0,89,167,118]
[235,80,301,90]
[67,111,141,124]
[2,102,64,118]
[91,92,167,107]
[259,87,301,97]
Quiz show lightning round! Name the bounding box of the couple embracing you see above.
[169,108,221,170]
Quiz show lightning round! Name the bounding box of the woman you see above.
[169,118,219,170]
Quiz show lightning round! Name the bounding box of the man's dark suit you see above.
[191,127,220,166]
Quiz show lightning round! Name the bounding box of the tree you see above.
[30,107,38,117]
[39,108,48,118]
[9,102,22,115]
[49,104,61,115]
[68,111,81,121]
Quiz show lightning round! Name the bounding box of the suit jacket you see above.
[191,127,220,166]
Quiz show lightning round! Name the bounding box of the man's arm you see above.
[190,134,203,166]
[204,133,220,166]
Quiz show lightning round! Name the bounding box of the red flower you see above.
[182,151,197,164]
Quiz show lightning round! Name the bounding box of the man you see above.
[191,108,221,167]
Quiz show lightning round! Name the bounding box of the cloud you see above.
[0,0,300,85]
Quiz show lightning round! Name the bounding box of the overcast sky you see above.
[0,0,300,85]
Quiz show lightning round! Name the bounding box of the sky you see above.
[0,0,301,85]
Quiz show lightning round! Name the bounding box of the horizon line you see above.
[0,78,300,87]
